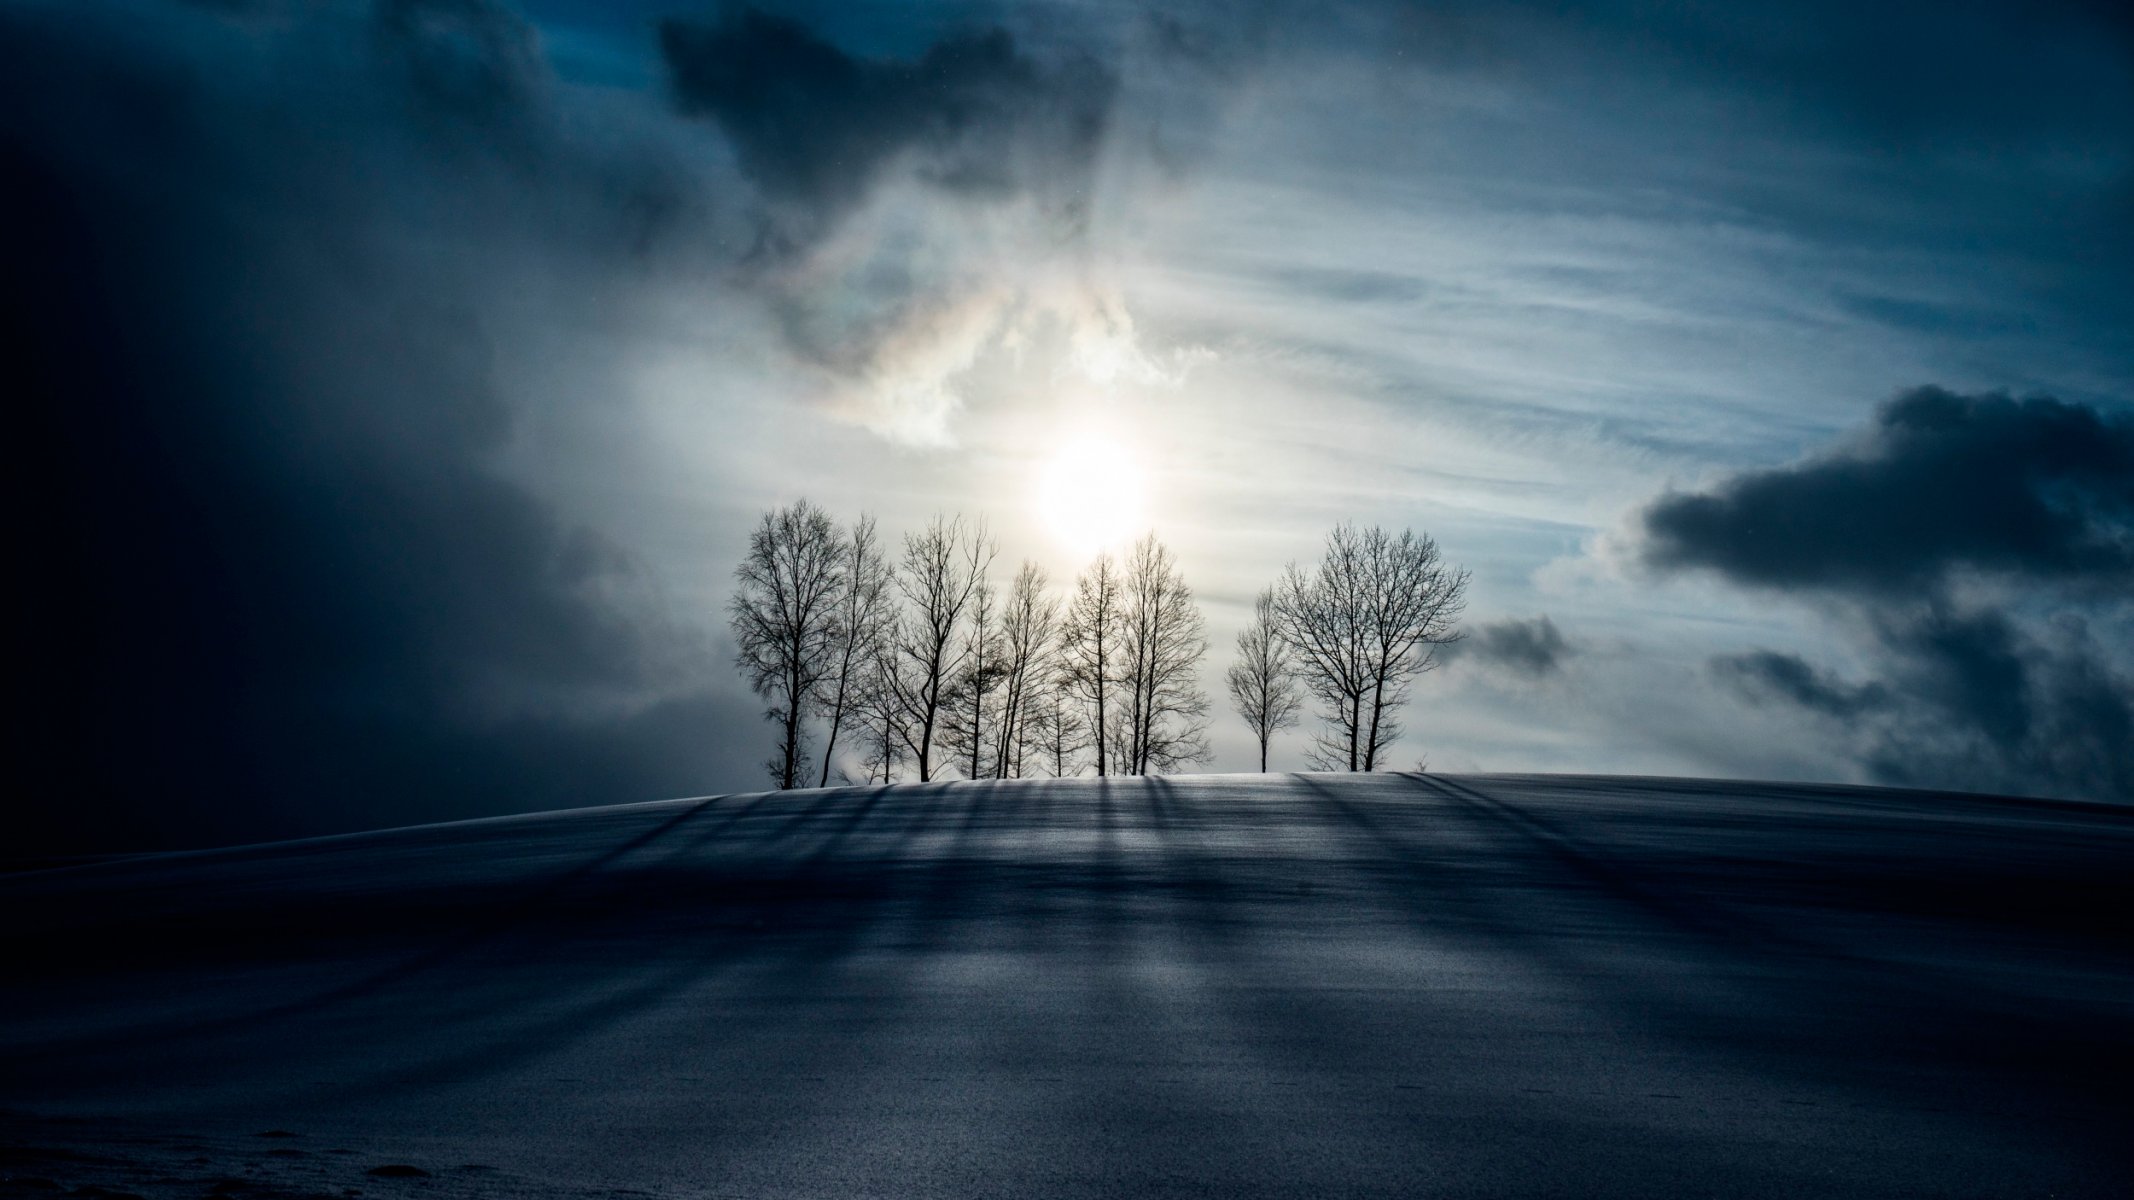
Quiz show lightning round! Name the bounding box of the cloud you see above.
[1712,651,1888,718]
[1448,616,1574,678]
[1641,386,2134,595]
[374,0,546,129]
[656,6,1177,443]
[2,0,752,853]
[658,5,1114,251]
[1714,609,2133,801]
[1638,386,2134,802]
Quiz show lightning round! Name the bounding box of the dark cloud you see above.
[1714,609,2133,802]
[646,6,1143,437]
[1645,386,2134,802]
[658,6,1115,250]
[1641,386,2134,595]
[3,0,752,854]
[373,0,546,131]
[1450,616,1573,678]
[1713,651,1888,719]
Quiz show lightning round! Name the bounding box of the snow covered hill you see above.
[3,773,2129,1198]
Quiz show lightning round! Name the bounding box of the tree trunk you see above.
[969,683,983,780]
[781,709,799,788]
[782,659,803,788]
[817,717,840,787]
[818,661,850,787]
[917,701,935,782]
[879,708,896,784]
[1361,683,1377,773]
[1094,680,1107,777]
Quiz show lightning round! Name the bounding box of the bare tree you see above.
[1027,674,1090,777]
[1226,587,1301,771]
[1056,553,1123,776]
[885,515,994,782]
[1116,533,1210,774]
[1354,526,1468,768]
[1271,523,1468,771]
[940,565,1005,779]
[816,514,896,787]
[1272,525,1372,771]
[728,499,845,789]
[850,644,906,784]
[990,562,1060,778]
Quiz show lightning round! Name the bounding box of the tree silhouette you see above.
[941,564,1005,779]
[885,514,994,782]
[816,513,896,787]
[1226,587,1301,771]
[1115,533,1210,774]
[1057,553,1123,776]
[992,561,1061,778]
[1272,524,1468,771]
[728,499,845,789]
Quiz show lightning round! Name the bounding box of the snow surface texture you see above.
[4,773,2130,1198]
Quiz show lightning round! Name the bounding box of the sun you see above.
[1036,435,1147,555]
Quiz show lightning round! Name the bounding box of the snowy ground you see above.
[4,773,2129,1198]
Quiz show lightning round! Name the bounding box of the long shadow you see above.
[777,782,891,868]
[995,776,1075,960]
[872,776,954,860]
[1413,773,1820,956]
[1408,773,2134,1117]
[900,778,992,947]
[1274,777,2034,1162]
[1011,771,1220,1154]
[4,782,944,1114]
[1288,771,1831,1051]
[224,782,924,1110]
[1122,774,1780,1190]
[0,794,755,1064]
[567,778,1061,1160]
[1418,772,2132,1008]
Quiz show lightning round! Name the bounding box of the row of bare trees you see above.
[729,501,1211,788]
[732,506,1467,786]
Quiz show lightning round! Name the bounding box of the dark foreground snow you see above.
[3,773,2129,1198]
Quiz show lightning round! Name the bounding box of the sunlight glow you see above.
[1035,435,1147,555]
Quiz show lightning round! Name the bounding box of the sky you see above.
[6,0,2130,852]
